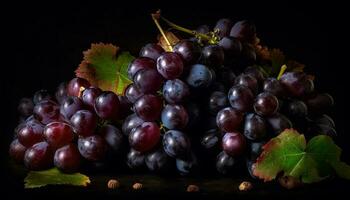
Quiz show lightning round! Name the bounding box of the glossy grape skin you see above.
[163,79,190,104]
[134,94,163,121]
[99,124,123,152]
[9,139,27,163]
[230,20,256,43]
[54,144,81,173]
[214,18,233,38]
[156,52,184,80]
[139,43,164,61]
[24,141,53,170]
[126,149,145,169]
[263,78,285,97]
[43,122,74,149]
[222,132,246,156]
[163,130,191,158]
[60,96,84,120]
[55,82,68,104]
[33,100,60,124]
[228,85,254,112]
[70,110,97,137]
[311,115,335,128]
[305,93,334,115]
[280,72,314,97]
[67,77,91,97]
[129,122,160,153]
[173,40,201,64]
[18,98,34,118]
[78,135,108,161]
[17,121,44,147]
[33,90,53,104]
[218,36,242,57]
[176,152,198,175]
[244,113,267,141]
[202,45,225,67]
[134,68,164,94]
[216,107,243,132]
[81,87,102,111]
[186,64,213,88]
[209,91,229,114]
[254,92,279,116]
[122,113,144,136]
[200,129,220,149]
[128,57,156,79]
[145,148,171,172]
[124,83,143,103]
[161,105,189,130]
[266,113,293,136]
[94,91,120,120]
[244,66,265,83]
[284,100,308,118]
[235,74,258,94]
[216,151,236,174]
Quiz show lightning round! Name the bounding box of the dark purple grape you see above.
[157,52,184,79]
[134,68,164,94]
[216,67,236,88]
[33,90,53,104]
[126,149,145,169]
[214,18,233,38]
[9,139,27,163]
[309,124,337,138]
[244,113,267,140]
[81,87,102,110]
[94,91,120,120]
[311,115,335,128]
[209,91,229,114]
[60,96,84,120]
[134,94,163,121]
[280,72,314,97]
[235,74,258,94]
[254,92,279,116]
[163,130,191,158]
[18,98,34,117]
[244,66,265,83]
[263,78,285,97]
[163,79,190,104]
[230,20,256,43]
[266,113,293,136]
[241,43,257,65]
[70,110,97,137]
[284,100,308,118]
[17,121,44,147]
[128,57,156,79]
[145,148,171,172]
[122,113,144,136]
[218,36,242,57]
[196,25,209,34]
[161,105,189,130]
[129,122,160,153]
[216,107,243,132]
[33,100,60,124]
[202,45,225,67]
[139,43,164,61]
[173,40,201,64]
[186,64,213,88]
[222,132,246,156]
[78,135,108,161]
[24,141,53,170]
[43,122,74,149]
[67,77,91,97]
[305,93,334,115]
[99,124,123,152]
[54,144,81,173]
[216,151,236,174]
[249,141,266,160]
[176,152,198,175]
[117,95,132,119]
[124,83,143,103]
[200,129,220,149]
[228,85,254,112]
[55,82,68,104]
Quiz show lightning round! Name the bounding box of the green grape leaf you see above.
[24,168,91,188]
[75,43,134,95]
[253,129,350,183]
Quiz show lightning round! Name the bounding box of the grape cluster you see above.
[10,18,336,177]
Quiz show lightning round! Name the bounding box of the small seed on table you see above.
[239,181,253,191]
[133,182,143,190]
[187,184,199,192]
[107,179,120,189]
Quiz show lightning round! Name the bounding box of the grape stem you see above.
[277,65,287,80]
[151,10,173,51]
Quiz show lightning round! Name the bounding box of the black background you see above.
[1,1,348,199]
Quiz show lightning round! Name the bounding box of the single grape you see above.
[161,105,189,130]
[230,20,256,43]
[309,124,337,138]
[78,135,107,161]
[249,141,266,160]
[129,122,160,153]
[81,87,102,111]
[9,139,27,163]
[67,77,91,97]
[214,18,233,38]
[176,152,198,175]
[55,82,68,104]
[99,124,123,152]
[126,149,145,169]
[216,107,243,132]
[200,129,220,149]
[117,95,132,119]
[163,130,191,158]
[266,113,293,136]
[216,151,236,174]
[186,64,213,88]
[218,36,242,57]
[94,91,120,120]
[134,94,163,121]
[244,66,265,83]
[163,79,190,104]
[17,121,44,147]
[173,40,201,65]
[70,110,97,137]
[24,141,53,170]
[122,113,144,136]
[60,96,84,120]
[209,91,229,114]
[280,72,314,97]
[240,43,257,65]
[215,66,236,88]
[305,93,334,115]
[33,100,60,124]
[283,100,308,118]
[124,83,143,103]
[156,52,184,79]
[228,85,254,112]
[202,45,225,67]
[134,68,164,94]
[54,144,81,173]
[139,43,164,61]
[222,132,246,156]
[311,114,335,128]
[263,78,285,97]
[196,24,209,34]
[18,98,34,117]
[244,113,267,140]
[254,92,279,116]
[128,57,156,79]
[145,148,171,172]
[33,89,53,104]
[43,122,74,149]
[235,74,258,94]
